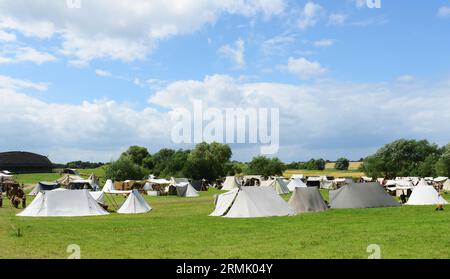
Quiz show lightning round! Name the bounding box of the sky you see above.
[1,0,450,163]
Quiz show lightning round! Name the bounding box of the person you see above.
[0,191,3,208]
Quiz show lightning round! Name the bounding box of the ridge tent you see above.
[210,186,295,218]
[263,178,290,195]
[288,187,328,213]
[17,189,109,217]
[406,179,448,205]
[89,191,105,204]
[222,176,241,191]
[29,181,60,196]
[330,182,400,209]
[117,189,152,214]
[175,182,199,197]
[287,178,307,192]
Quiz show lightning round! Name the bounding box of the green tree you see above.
[185,142,232,180]
[362,139,441,178]
[335,158,350,170]
[121,146,151,166]
[247,156,286,178]
[104,156,148,181]
[436,144,450,177]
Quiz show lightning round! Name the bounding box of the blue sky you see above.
[1,0,450,163]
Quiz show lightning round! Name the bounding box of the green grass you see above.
[14,173,61,186]
[2,187,450,259]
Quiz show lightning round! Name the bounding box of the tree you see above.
[304,158,326,170]
[185,142,232,180]
[335,158,350,170]
[247,156,286,178]
[362,139,441,178]
[104,156,148,181]
[436,144,450,177]
[121,146,151,166]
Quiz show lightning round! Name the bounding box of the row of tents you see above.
[211,179,448,218]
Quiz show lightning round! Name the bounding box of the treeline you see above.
[362,139,450,179]
[285,158,351,171]
[55,161,106,169]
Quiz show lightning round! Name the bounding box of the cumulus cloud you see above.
[0,46,57,65]
[298,2,324,30]
[219,39,246,68]
[0,0,285,65]
[0,29,16,42]
[3,73,450,162]
[278,57,327,79]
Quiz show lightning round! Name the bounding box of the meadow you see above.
[2,172,450,259]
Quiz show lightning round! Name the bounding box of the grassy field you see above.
[284,169,365,179]
[2,187,450,259]
[325,161,363,171]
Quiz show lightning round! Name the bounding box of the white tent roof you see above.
[102,179,115,193]
[287,178,307,192]
[290,174,304,179]
[17,190,109,217]
[443,180,450,191]
[434,177,448,183]
[406,180,448,205]
[148,178,170,184]
[89,191,105,204]
[117,189,152,214]
[0,173,13,179]
[264,178,290,194]
[222,176,241,191]
[210,187,295,218]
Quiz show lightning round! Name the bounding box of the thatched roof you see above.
[0,151,53,167]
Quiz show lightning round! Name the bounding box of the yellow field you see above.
[325,161,363,171]
[284,169,365,179]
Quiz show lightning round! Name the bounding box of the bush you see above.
[335,158,350,170]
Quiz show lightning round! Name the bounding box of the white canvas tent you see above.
[17,190,109,217]
[434,177,448,183]
[117,189,152,214]
[222,176,241,191]
[263,178,290,194]
[443,180,450,192]
[175,182,199,197]
[288,187,328,213]
[89,191,105,204]
[287,178,307,192]
[210,186,295,218]
[102,179,115,193]
[406,180,448,205]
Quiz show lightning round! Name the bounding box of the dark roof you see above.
[0,151,53,167]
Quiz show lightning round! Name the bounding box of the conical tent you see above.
[102,179,115,193]
[17,190,109,217]
[406,180,448,205]
[175,182,199,197]
[288,187,328,213]
[287,178,307,192]
[329,182,400,209]
[89,191,105,204]
[210,186,295,218]
[222,176,241,191]
[264,178,290,195]
[117,189,152,214]
[443,180,450,192]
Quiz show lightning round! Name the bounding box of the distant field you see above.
[284,169,365,179]
[325,161,363,171]
[2,189,450,258]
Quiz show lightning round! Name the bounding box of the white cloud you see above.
[314,39,335,47]
[437,6,450,18]
[0,0,285,65]
[219,39,246,68]
[328,13,347,25]
[278,57,327,79]
[95,69,112,77]
[3,74,450,162]
[354,0,367,8]
[0,46,57,65]
[397,75,415,82]
[0,75,49,91]
[261,34,295,55]
[298,2,324,30]
[0,29,16,42]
